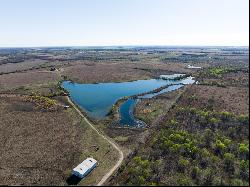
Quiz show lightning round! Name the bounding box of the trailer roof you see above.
[73,158,97,175]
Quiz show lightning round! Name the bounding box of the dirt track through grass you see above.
[66,97,124,186]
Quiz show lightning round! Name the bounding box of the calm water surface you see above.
[62,75,195,126]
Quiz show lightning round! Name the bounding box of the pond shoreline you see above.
[61,74,195,128]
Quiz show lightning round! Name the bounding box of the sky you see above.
[0,0,249,47]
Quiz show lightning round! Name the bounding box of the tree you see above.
[223,153,235,173]
[231,179,245,186]
[178,157,189,173]
[203,128,214,147]
[177,175,193,186]
[239,143,249,160]
[237,114,249,124]
[220,111,233,122]
[191,166,200,180]
[239,160,249,180]
[214,140,226,156]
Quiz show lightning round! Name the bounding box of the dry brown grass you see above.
[61,61,196,83]
[0,70,60,94]
[179,84,249,115]
[0,95,83,185]
[0,59,48,74]
[0,95,119,185]
[199,71,249,87]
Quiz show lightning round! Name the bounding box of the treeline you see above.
[117,106,249,186]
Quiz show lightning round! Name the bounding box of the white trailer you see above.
[187,64,202,69]
[72,158,97,178]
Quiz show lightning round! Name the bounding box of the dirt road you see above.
[66,97,124,186]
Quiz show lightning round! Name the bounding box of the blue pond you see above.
[62,75,195,126]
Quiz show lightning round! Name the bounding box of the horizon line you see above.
[0,44,249,49]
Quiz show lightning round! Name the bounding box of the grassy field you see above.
[60,60,195,83]
[0,95,83,185]
[0,69,61,95]
[0,59,48,74]
[0,95,119,185]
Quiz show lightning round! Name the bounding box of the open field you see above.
[0,95,83,185]
[0,69,60,95]
[0,59,48,74]
[0,94,119,185]
[179,85,249,115]
[61,61,196,83]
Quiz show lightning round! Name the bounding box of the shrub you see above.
[200,168,214,185]
[138,176,146,184]
[214,140,226,156]
[198,110,211,119]
[220,111,234,121]
[170,143,181,153]
[169,133,184,143]
[162,140,174,150]
[201,148,211,157]
[178,157,189,173]
[223,138,232,147]
[228,127,237,138]
[208,67,233,77]
[237,114,249,124]
[169,119,178,126]
[212,176,223,186]
[239,143,249,160]
[211,155,220,163]
[177,175,193,186]
[223,153,235,172]
[149,182,157,186]
[203,128,214,147]
[231,179,245,186]
[239,160,249,180]
[27,95,57,110]
[209,117,220,124]
[187,95,198,102]
[191,166,200,179]
[240,160,249,172]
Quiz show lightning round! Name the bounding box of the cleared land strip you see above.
[66,97,124,186]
